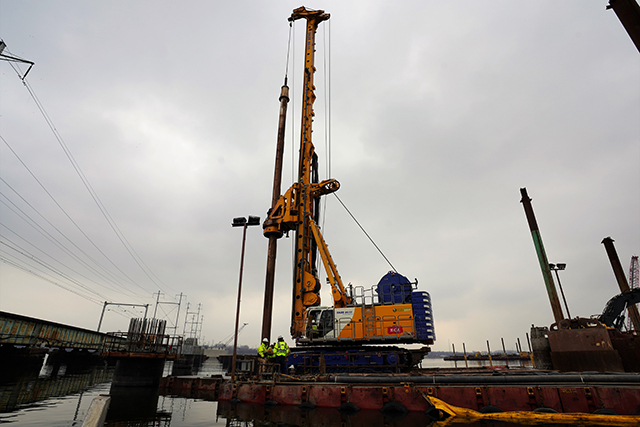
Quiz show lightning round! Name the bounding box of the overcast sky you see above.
[1,1,638,353]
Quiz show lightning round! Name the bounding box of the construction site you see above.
[1,2,639,426]
[160,4,640,424]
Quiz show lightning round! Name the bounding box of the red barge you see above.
[161,370,640,416]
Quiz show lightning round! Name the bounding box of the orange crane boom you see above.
[263,7,349,339]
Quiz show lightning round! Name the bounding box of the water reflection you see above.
[0,355,612,427]
[103,356,225,426]
[217,400,436,427]
[107,386,167,422]
[0,354,112,413]
[216,402,609,427]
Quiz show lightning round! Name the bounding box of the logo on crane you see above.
[387,326,404,335]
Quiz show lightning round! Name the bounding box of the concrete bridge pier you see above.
[111,357,166,388]
[107,355,166,421]
[171,355,194,376]
[0,345,46,383]
[102,317,180,422]
[104,318,179,389]
[107,385,160,421]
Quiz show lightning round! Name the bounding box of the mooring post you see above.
[462,342,468,368]
[452,343,457,369]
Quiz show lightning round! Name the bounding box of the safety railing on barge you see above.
[332,314,418,341]
[297,279,435,344]
[349,280,419,306]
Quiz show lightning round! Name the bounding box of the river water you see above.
[0,355,573,427]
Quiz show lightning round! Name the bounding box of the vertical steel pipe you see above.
[261,83,290,343]
[607,0,640,52]
[520,188,565,323]
[601,236,640,331]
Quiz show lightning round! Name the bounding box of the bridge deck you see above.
[0,310,117,351]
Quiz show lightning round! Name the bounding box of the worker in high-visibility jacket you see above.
[257,338,273,374]
[273,335,290,374]
[257,338,272,358]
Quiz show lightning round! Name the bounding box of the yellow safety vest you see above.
[274,341,289,357]
[257,343,270,357]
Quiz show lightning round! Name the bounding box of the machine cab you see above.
[306,307,334,339]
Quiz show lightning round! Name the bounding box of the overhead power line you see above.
[0,237,112,302]
[0,137,150,297]
[0,254,103,305]
[0,39,176,301]
[19,79,172,294]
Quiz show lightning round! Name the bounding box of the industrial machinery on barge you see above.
[521,188,640,373]
[261,7,435,373]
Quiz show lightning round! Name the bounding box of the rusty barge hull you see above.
[161,372,640,415]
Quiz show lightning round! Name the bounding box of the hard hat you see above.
[262,338,268,343]
[278,335,283,340]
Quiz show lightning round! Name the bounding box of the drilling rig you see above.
[262,7,435,373]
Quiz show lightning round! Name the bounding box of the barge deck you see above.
[160,369,640,417]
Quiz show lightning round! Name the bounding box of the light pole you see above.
[549,263,571,319]
[231,215,260,381]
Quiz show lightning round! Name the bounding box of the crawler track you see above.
[289,345,430,374]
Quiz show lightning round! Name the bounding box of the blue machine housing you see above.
[376,271,436,343]
[376,271,413,303]
[412,290,436,342]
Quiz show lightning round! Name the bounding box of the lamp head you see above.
[232,217,247,227]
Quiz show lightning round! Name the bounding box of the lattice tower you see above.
[626,255,639,331]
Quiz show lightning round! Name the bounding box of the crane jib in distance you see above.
[263,7,435,373]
